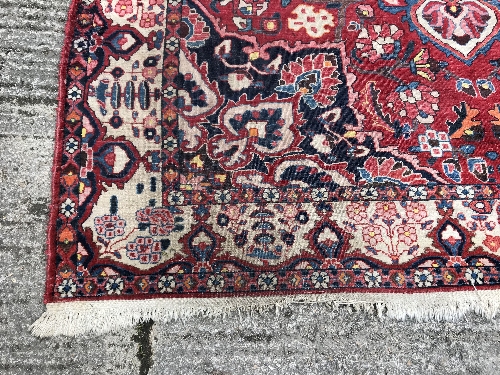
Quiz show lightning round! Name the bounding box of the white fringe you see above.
[31,289,500,337]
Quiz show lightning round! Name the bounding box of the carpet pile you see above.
[32,0,500,336]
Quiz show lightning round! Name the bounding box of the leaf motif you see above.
[448,102,482,139]
[463,104,481,128]
[407,245,419,255]
[489,104,500,125]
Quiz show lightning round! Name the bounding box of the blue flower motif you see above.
[477,79,495,98]
[348,21,361,31]
[456,78,476,96]
[401,123,411,138]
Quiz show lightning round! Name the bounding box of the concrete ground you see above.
[1,0,500,374]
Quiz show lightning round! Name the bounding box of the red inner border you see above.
[44,0,80,304]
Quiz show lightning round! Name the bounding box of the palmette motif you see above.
[50,0,500,302]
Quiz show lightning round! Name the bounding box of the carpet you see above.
[32,0,500,336]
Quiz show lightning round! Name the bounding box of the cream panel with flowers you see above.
[101,0,166,36]
[341,200,438,264]
[82,165,192,270]
[454,194,500,256]
[207,202,322,266]
[339,198,499,266]
[88,44,163,153]
[206,200,453,266]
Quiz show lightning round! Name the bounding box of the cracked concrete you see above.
[1,0,500,374]
[133,321,155,375]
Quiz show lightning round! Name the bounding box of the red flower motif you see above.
[360,156,429,185]
[94,215,126,239]
[126,237,162,264]
[89,33,103,53]
[142,66,158,80]
[445,256,468,267]
[276,54,341,109]
[136,207,175,236]
[483,235,500,252]
[387,82,440,124]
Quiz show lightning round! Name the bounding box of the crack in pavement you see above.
[132,320,155,375]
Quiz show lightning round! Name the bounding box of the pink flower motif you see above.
[346,202,368,223]
[149,0,164,5]
[397,225,417,246]
[362,225,383,247]
[356,4,374,18]
[283,205,298,219]
[140,12,157,28]
[142,66,158,80]
[375,201,397,220]
[405,202,428,222]
[114,0,133,17]
[225,206,240,220]
[355,24,403,62]
[179,174,205,190]
[143,115,157,128]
